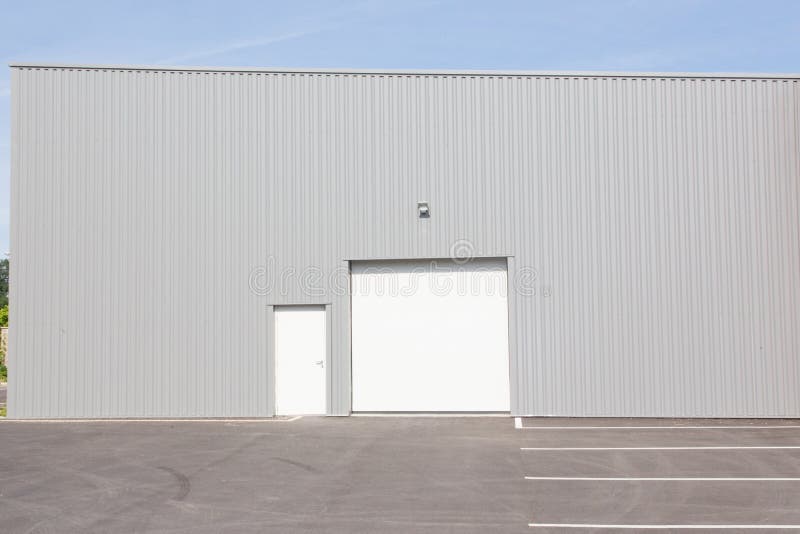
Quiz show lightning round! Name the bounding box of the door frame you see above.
[268,304,332,416]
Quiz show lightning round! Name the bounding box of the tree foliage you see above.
[0,258,7,308]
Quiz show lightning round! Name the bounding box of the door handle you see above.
[315,360,324,367]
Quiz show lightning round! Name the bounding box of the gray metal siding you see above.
[9,66,800,417]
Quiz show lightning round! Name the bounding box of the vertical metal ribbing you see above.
[9,67,800,418]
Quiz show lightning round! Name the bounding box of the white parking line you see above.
[518,422,800,530]
[521,446,800,450]
[525,476,800,481]
[518,424,800,429]
[529,524,800,529]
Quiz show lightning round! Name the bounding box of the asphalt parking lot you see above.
[1,417,800,532]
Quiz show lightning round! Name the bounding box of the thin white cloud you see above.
[156,30,320,65]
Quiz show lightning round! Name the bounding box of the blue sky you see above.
[1,0,800,256]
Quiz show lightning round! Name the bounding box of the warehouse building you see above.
[8,63,800,418]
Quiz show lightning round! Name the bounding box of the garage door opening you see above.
[351,258,510,412]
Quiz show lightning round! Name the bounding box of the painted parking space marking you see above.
[525,476,800,481]
[521,446,800,450]
[517,423,800,430]
[529,524,800,529]
[518,420,800,529]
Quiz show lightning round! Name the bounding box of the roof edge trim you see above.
[8,62,800,80]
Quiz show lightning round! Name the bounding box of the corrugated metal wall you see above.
[9,66,800,417]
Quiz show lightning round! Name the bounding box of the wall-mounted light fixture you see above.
[417,201,430,219]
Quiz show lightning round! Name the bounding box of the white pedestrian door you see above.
[274,306,326,415]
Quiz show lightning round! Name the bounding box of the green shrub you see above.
[0,304,7,327]
[0,363,5,382]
